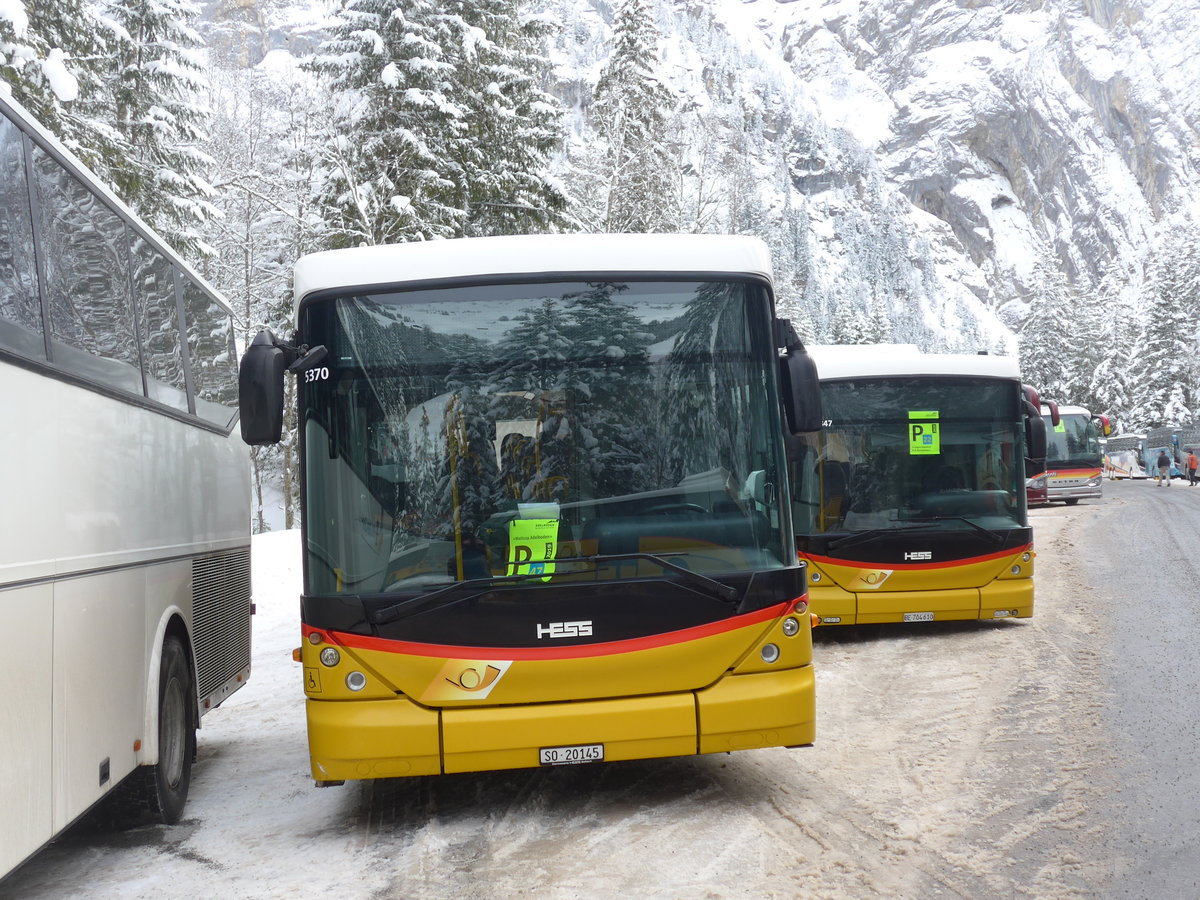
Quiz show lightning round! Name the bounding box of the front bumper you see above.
[306,664,816,781]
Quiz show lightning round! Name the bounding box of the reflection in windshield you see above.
[300,280,789,596]
[1044,413,1100,466]
[793,378,1025,535]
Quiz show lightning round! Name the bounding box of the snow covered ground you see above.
[1,504,1137,898]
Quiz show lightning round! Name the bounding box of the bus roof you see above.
[1042,404,1091,416]
[292,234,774,308]
[807,344,1020,380]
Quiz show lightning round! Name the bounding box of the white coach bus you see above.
[0,89,251,879]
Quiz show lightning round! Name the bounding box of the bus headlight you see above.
[320,647,341,667]
[1011,565,1021,575]
[1021,552,1031,563]
[810,572,822,583]
[346,671,367,692]
[782,617,800,636]
[761,643,780,663]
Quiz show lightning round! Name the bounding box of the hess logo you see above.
[537,620,593,639]
[904,551,932,561]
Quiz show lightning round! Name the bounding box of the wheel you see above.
[147,635,196,824]
[1064,498,1080,506]
[96,635,196,828]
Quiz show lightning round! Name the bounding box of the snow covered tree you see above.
[104,0,216,254]
[200,62,326,531]
[308,0,465,246]
[1,0,120,180]
[829,298,870,345]
[442,0,568,236]
[590,0,678,233]
[1130,229,1200,428]
[1017,249,1074,401]
[1087,263,1139,429]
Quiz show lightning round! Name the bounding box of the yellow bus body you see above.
[802,545,1034,625]
[298,603,815,780]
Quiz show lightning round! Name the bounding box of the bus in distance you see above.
[1042,404,1112,504]
[791,345,1046,626]
[0,91,251,880]
[238,234,823,783]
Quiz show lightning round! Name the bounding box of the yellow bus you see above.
[238,234,822,782]
[792,345,1045,626]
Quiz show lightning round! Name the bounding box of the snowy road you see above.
[2,479,1192,899]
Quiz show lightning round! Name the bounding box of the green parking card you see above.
[909,410,940,455]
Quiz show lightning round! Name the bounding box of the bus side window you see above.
[182,279,239,428]
[32,143,143,395]
[0,112,43,360]
[131,234,188,412]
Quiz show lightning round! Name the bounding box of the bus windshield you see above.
[795,377,1024,535]
[1045,412,1100,467]
[299,279,790,601]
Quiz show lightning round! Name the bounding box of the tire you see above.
[97,635,195,828]
[146,635,196,824]
[1064,498,1080,506]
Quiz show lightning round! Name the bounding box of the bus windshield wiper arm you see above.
[371,552,739,626]
[369,571,546,626]
[826,523,940,552]
[555,553,740,604]
[911,515,1007,545]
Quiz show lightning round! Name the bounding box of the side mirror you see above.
[239,330,288,445]
[1024,399,1047,463]
[1094,414,1113,437]
[777,319,822,434]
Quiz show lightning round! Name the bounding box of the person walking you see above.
[1188,450,1199,486]
[1157,450,1172,486]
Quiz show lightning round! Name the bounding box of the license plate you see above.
[903,611,935,622]
[539,744,604,766]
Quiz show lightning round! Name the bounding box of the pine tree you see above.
[1088,263,1138,428]
[1,1,120,181]
[105,0,216,254]
[1131,229,1200,427]
[308,0,465,246]
[829,297,870,345]
[590,0,678,233]
[443,0,568,236]
[1017,249,1074,401]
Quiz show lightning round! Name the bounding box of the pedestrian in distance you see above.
[1157,450,1172,486]
[1188,450,1199,486]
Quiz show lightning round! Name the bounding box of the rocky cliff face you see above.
[195,0,1200,343]
[737,0,1200,319]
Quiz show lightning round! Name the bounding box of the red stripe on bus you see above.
[307,599,797,660]
[801,543,1031,571]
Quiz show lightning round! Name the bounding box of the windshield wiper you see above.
[826,523,941,553]
[908,515,1007,545]
[556,553,740,604]
[369,571,547,626]
[369,551,739,626]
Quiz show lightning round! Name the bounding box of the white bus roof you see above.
[807,344,1020,380]
[1043,404,1091,416]
[293,234,773,307]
